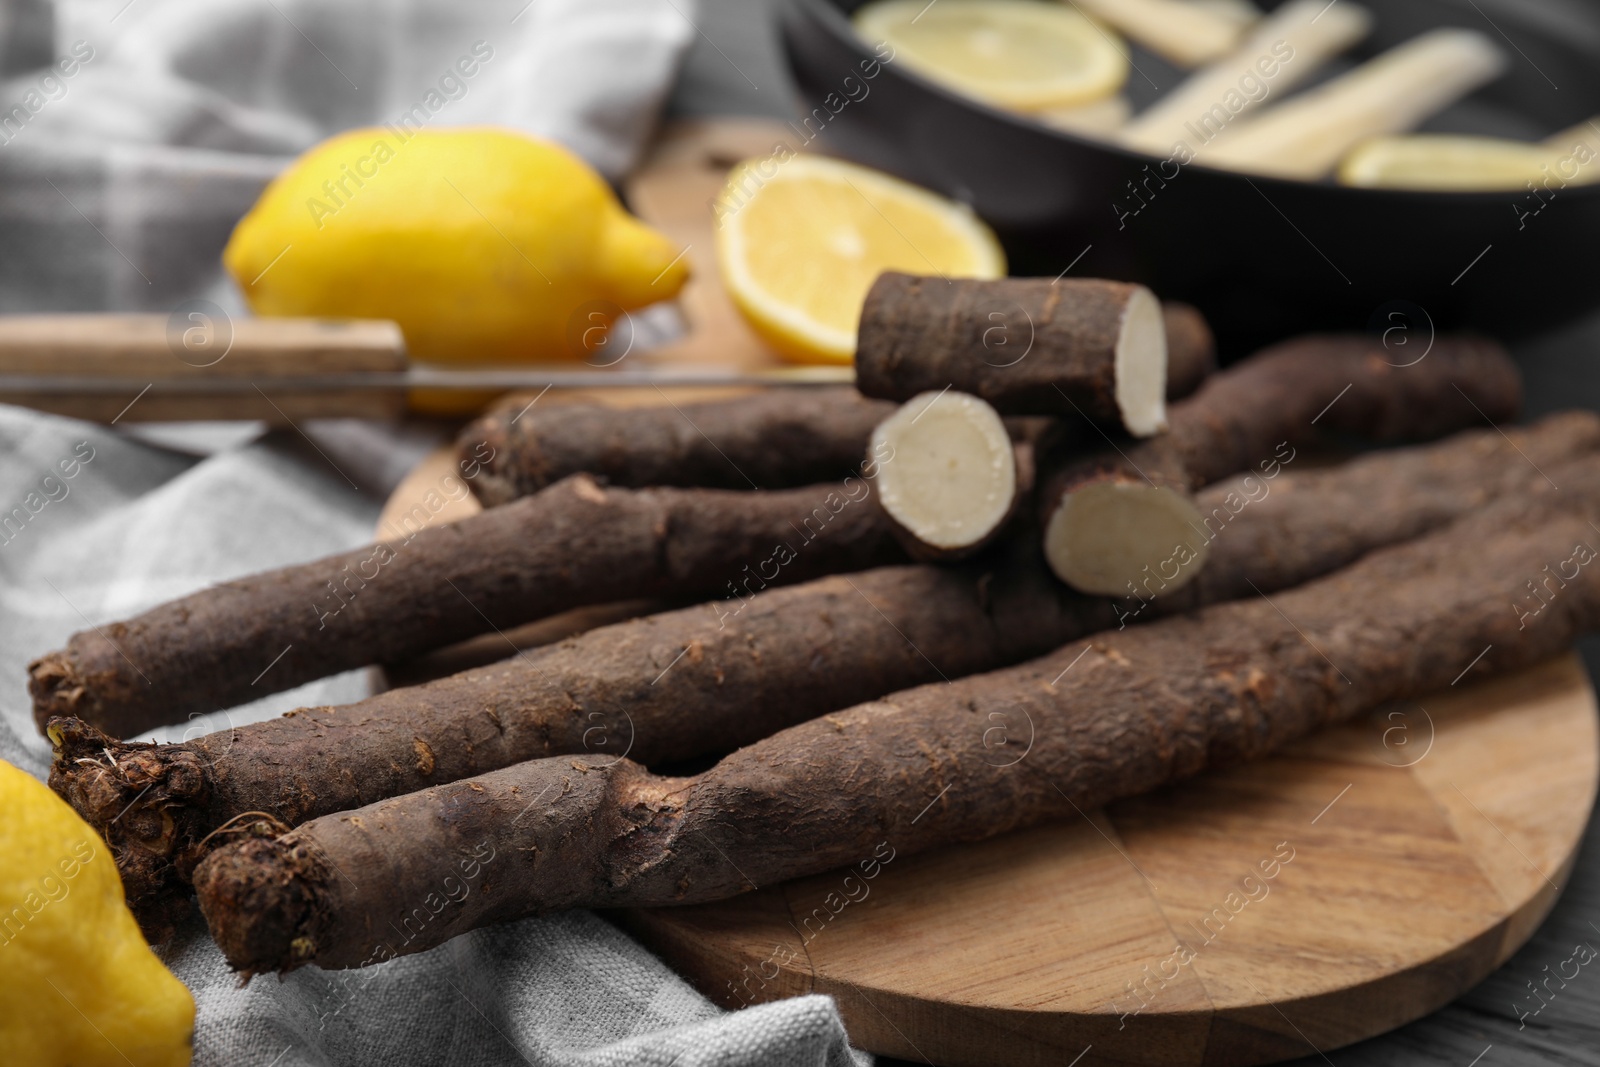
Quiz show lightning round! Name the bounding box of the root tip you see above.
[194,836,326,975]
[29,650,87,734]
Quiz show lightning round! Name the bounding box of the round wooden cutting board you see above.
[380,456,1599,1067]
[619,656,1598,1067]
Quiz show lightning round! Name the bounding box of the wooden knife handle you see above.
[0,314,408,423]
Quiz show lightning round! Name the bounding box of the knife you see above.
[0,314,853,423]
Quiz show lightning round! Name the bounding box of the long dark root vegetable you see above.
[1041,332,1520,596]
[50,412,1600,938]
[193,456,1600,974]
[855,273,1171,434]
[460,387,897,506]
[1161,303,1216,401]
[459,392,1056,511]
[29,474,903,738]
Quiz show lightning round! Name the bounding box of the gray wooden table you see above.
[664,3,1600,1064]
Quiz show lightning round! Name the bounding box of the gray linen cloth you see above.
[0,1,870,1063]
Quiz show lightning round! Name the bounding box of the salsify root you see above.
[65,413,1595,940]
[1041,331,1520,596]
[460,387,898,506]
[1161,302,1216,401]
[29,474,904,738]
[457,387,1080,509]
[854,273,1172,434]
[193,456,1600,974]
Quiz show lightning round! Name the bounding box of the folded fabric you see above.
[169,908,867,1067]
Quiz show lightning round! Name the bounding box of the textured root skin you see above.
[194,757,668,973]
[196,835,330,977]
[1180,411,1600,599]
[73,555,1090,936]
[194,460,1600,973]
[855,273,1163,420]
[29,474,904,738]
[460,387,896,506]
[47,717,213,941]
[1162,303,1216,400]
[1041,332,1521,591]
[460,388,1054,509]
[379,598,671,690]
[1049,332,1520,497]
[57,413,1600,933]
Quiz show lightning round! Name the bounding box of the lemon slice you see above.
[715,154,1005,365]
[1339,135,1564,191]
[854,0,1128,111]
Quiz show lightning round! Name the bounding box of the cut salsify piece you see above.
[1201,29,1506,180]
[854,0,1129,111]
[855,273,1169,433]
[1545,115,1600,161]
[1067,0,1256,68]
[1044,477,1209,596]
[1120,0,1372,156]
[1339,133,1600,191]
[714,154,1005,364]
[871,391,1018,559]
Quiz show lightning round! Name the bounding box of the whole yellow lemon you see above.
[0,759,194,1067]
[224,126,689,366]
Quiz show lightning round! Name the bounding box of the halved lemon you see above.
[854,0,1129,111]
[714,154,1005,364]
[1339,134,1574,191]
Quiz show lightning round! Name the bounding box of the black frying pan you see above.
[780,0,1600,351]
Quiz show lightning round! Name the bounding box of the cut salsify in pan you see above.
[854,0,1589,190]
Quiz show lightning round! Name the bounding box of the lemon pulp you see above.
[714,154,1005,364]
[854,0,1128,111]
